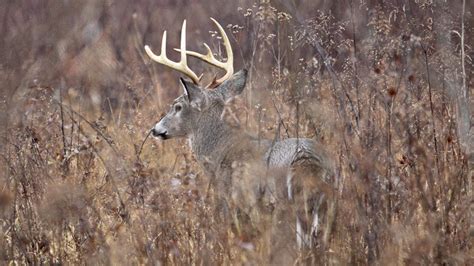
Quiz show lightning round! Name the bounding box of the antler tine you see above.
[144,20,200,84]
[175,17,234,84]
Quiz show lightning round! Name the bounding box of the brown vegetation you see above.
[0,0,472,264]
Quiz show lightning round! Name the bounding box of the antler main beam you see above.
[144,20,200,84]
[145,18,234,86]
[175,18,234,84]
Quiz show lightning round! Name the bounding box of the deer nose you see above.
[151,128,168,139]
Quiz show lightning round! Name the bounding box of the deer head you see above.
[146,18,247,140]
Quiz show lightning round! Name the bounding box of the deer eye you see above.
[174,104,182,112]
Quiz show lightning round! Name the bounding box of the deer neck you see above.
[189,111,245,174]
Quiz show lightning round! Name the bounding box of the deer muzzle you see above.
[151,124,169,140]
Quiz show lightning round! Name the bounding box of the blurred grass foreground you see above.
[0,0,472,264]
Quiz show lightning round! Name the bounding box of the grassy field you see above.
[0,0,472,264]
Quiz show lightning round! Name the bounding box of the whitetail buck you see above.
[146,18,336,250]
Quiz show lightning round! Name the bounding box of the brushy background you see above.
[0,0,472,264]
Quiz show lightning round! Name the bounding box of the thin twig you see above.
[269,91,290,138]
[137,129,152,161]
[460,0,467,99]
[348,0,361,127]
[53,99,120,156]
[59,80,68,168]
[422,45,440,178]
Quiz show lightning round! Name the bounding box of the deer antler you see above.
[175,18,234,85]
[144,20,200,84]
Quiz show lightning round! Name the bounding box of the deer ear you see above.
[180,78,206,110]
[180,78,203,103]
[218,69,248,101]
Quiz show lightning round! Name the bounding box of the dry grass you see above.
[0,0,472,264]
